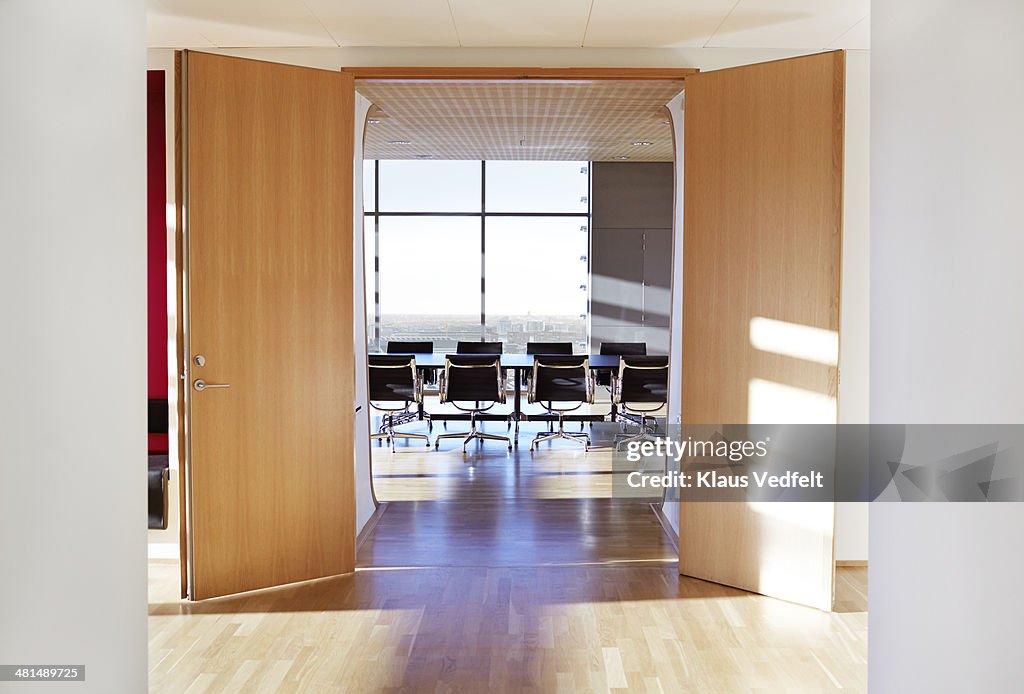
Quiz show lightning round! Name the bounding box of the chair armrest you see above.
[495,363,507,404]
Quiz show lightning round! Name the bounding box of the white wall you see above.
[663,93,685,538]
[352,93,377,535]
[871,1,1024,690]
[0,1,148,691]
[835,49,871,562]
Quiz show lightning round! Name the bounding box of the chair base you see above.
[371,412,431,452]
[530,429,590,452]
[434,424,512,452]
[613,414,659,451]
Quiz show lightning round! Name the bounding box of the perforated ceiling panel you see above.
[357,80,684,161]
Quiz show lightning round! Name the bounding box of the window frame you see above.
[364,160,592,352]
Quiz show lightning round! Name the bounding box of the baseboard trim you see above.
[649,502,679,555]
[356,501,390,551]
[836,560,867,567]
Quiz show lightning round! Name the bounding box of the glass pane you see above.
[364,215,376,350]
[378,160,481,213]
[485,161,589,213]
[484,217,588,353]
[362,160,376,212]
[378,216,481,351]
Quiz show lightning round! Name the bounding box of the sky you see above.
[363,160,590,317]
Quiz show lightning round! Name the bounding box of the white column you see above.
[871,1,1024,690]
[0,1,147,692]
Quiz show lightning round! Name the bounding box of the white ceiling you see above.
[148,0,869,50]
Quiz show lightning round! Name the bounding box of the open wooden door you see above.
[178,52,355,600]
[679,51,844,610]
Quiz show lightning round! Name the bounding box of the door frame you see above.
[344,66,693,516]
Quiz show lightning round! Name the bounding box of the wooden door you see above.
[180,52,355,600]
[680,51,845,610]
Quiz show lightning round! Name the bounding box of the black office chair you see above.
[526,341,573,355]
[456,341,510,420]
[523,341,573,386]
[388,340,435,385]
[434,354,512,452]
[611,356,669,449]
[456,341,504,354]
[596,342,648,387]
[147,398,170,530]
[368,354,430,451]
[528,355,595,452]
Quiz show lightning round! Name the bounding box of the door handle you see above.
[193,379,230,392]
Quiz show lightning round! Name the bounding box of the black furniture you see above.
[367,353,645,434]
[434,354,512,452]
[596,342,648,386]
[528,355,595,452]
[600,342,648,356]
[388,340,436,385]
[526,341,573,355]
[456,340,504,354]
[388,340,433,354]
[523,341,574,387]
[612,356,669,448]
[368,354,430,451]
[148,398,170,530]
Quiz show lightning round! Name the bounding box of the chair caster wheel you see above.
[425,441,431,447]
[434,444,439,450]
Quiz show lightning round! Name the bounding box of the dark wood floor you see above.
[358,498,676,568]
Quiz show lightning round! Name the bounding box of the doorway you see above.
[351,74,685,570]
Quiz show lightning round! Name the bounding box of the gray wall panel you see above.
[590,163,674,350]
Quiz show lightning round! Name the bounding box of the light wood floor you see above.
[149,420,867,692]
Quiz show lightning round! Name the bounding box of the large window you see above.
[364,160,590,352]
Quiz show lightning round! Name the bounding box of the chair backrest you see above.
[600,341,648,356]
[148,398,169,434]
[442,354,504,403]
[368,354,419,403]
[456,341,504,354]
[526,341,573,355]
[387,340,433,354]
[616,355,669,404]
[531,355,592,403]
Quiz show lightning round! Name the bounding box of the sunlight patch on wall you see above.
[749,316,838,366]
[748,378,836,424]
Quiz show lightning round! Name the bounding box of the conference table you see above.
[370,352,629,434]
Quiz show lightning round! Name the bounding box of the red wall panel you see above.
[147,71,167,402]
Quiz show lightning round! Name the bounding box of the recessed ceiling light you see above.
[413,154,433,159]
[614,156,630,160]
[386,140,412,145]
[367,118,382,124]
[660,119,671,125]
[631,140,653,146]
